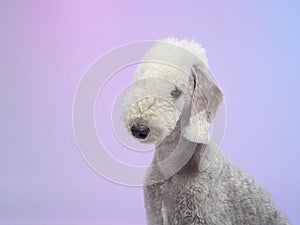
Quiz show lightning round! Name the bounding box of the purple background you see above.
[1,0,299,224]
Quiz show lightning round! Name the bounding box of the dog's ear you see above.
[183,66,223,144]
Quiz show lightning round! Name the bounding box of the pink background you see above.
[1,0,299,224]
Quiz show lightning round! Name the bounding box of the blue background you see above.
[1,0,299,224]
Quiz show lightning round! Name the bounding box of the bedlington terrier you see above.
[123,38,291,225]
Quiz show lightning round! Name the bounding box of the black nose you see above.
[131,124,150,139]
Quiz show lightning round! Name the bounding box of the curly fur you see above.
[123,38,291,225]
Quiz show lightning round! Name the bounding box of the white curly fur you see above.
[182,111,211,144]
[122,38,291,225]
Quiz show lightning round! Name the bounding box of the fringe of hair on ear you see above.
[183,111,211,144]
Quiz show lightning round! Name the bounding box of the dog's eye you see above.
[171,87,182,98]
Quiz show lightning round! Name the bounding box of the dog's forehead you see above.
[134,63,189,89]
[129,78,175,99]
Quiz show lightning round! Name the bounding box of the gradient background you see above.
[1,0,299,224]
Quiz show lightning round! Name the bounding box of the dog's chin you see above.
[133,135,161,145]
[134,137,156,144]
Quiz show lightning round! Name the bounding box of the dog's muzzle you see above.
[130,124,150,140]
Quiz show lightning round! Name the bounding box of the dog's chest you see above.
[160,172,229,224]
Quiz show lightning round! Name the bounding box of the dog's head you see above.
[122,39,223,144]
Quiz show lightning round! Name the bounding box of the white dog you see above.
[123,38,290,225]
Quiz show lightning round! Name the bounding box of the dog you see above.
[122,38,290,225]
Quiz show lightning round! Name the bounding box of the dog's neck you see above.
[154,121,220,177]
